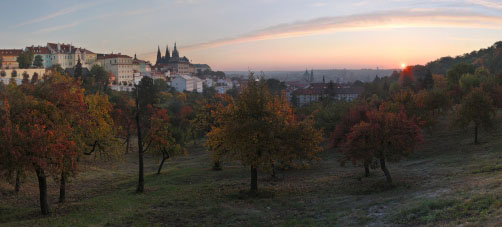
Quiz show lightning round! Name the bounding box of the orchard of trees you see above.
[1,46,501,216]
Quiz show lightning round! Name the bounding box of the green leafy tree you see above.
[454,88,496,144]
[33,55,44,68]
[446,63,475,86]
[16,51,34,69]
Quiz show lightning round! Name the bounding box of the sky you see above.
[1,0,502,71]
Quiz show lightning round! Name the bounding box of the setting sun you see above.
[401,63,407,69]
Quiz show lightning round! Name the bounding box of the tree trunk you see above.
[15,170,21,193]
[59,171,66,203]
[136,103,144,193]
[364,161,370,177]
[474,124,479,145]
[125,135,130,154]
[157,150,169,175]
[250,166,258,193]
[271,163,276,178]
[212,161,221,171]
[35,168,50,215]
[380,158,392,184]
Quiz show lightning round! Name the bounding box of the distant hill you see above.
[226,69,395,83]
[426,41,502,75]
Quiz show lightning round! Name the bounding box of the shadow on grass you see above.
[227,189,276,200]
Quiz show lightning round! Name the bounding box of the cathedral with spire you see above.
[154,43,195,75]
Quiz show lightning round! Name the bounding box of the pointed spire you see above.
[134,53,137,60]
[172,42,179,58]
[156,46,162,65]
[165,45,170,59]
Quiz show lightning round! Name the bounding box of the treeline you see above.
[0,69,207,214]
[426,41,502,75]
[294,60,501,184]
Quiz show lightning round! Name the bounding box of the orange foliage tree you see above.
[206,75,322,193]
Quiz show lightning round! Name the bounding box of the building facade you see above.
[0,49,23,69]
[97,54,134,85]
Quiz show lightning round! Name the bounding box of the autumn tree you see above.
[145,107,183,174]
[207,74,322,193]
[454,88,496,144]
[112,94,136,154]
[331,103,373,176]
[340,108,423,184]
[191,95,226,170]
[1,82,76,214]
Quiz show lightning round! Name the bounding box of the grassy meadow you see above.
[1,115,502,226]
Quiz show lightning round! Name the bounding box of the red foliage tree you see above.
[340,108,423,184]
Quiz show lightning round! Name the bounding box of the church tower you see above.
[164,45,170,63]
[156,46,162,65]
[172,42,179,59]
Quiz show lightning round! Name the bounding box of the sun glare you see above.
[401,63,407,69]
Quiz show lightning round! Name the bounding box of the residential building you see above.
[133,54,152,73]
[25,46,52,68]
[46,43,97,69]
[0,49,23,69]
[171,75,195,92]
[97,53,134,85]
[194,64,211,73]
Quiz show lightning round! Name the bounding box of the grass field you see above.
[1,116,502,226]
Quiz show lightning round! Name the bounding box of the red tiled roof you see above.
[26,46,51,54]
[97,54,132,59]
[0,49,23,56]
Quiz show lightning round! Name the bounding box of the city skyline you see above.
[1,0,502,71]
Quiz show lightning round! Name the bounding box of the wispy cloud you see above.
[15,2,101,27]
[183,9,502,50]
[33,4,162,34]
[467,0,502,9]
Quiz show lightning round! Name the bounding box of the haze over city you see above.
[1,0,502,70]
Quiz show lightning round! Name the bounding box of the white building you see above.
[194,77,203,93]
[171,75,194,92]
[215,78,233,94]
[171,75,203,93]
[97,53,134,85]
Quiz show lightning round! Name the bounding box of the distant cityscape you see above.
[0,42,391,106]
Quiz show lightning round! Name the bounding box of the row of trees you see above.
[0,69,192,214]
[326,62,500,183]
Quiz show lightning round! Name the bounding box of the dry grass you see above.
[1,115,502,226]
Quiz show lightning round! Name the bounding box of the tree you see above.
[33,55,44,68]
[192,95,227,170]
[1,82,76,214]
[16,51,34,69]
[74,58,83,79]
[85,65,109,94]
[112,94,136,154]
[446,63,475,86]
[340,109,423,184]
[145,107,183,174]
[331,103,373,176]
[51,64,65,75]
[207,74,322,193]
[31,72,39,84]
[454,88,496,144]
[266,78,286,94]
[34,72,89,203]
[134,77,161,193]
